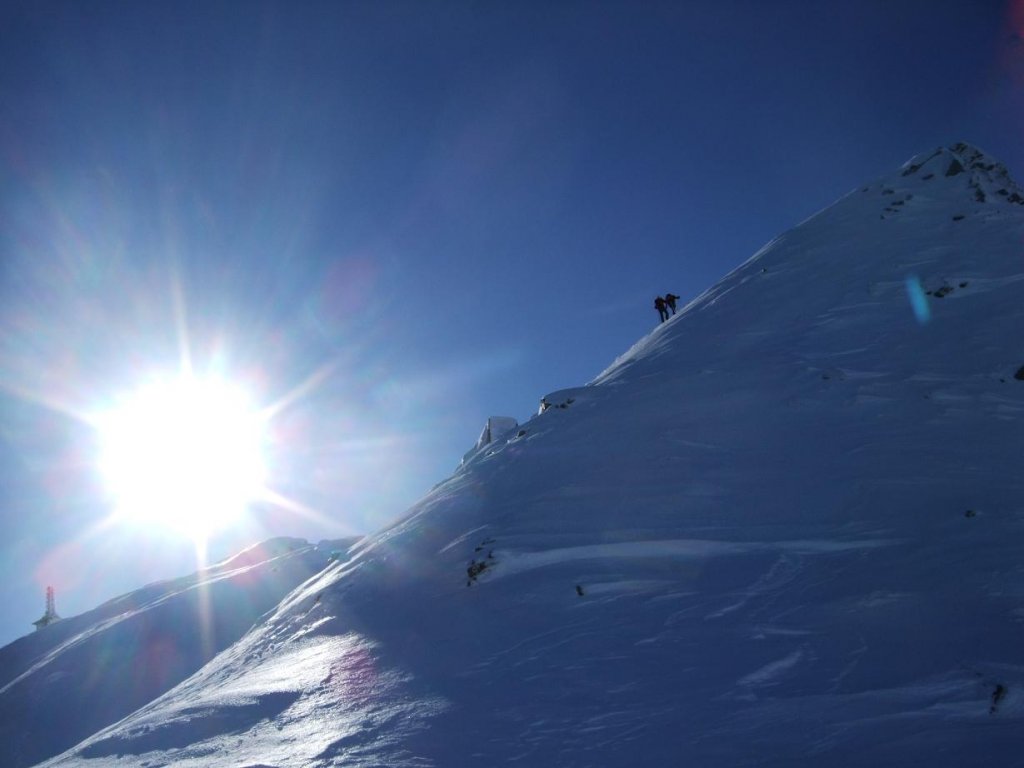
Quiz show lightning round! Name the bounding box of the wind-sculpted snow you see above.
[70,633,445,768]
[491,537,898,578]
[24,143,1024,766]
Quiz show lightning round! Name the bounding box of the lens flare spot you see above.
[905,275,931,325]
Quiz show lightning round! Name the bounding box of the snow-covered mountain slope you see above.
[31,142,1024,767]
[0,538,352,768]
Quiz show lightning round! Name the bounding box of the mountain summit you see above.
[8,143,1024,767]
[897,141,1023,203]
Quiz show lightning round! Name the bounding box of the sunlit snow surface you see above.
[10,143,1024,766]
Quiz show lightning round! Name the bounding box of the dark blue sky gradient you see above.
[1,0,1021,645]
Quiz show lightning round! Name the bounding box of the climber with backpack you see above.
[654,296,669,323]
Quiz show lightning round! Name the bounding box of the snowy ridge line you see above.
[591,224,795,386]
[0,549,308,698]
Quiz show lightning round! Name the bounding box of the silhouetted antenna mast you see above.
[32,586,61,631]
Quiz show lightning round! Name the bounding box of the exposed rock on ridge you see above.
[898,141,1023,205]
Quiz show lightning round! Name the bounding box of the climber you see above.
[664,293,679,315]
[654,296,668,323]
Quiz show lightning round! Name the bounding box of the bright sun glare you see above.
[97,375,267,538]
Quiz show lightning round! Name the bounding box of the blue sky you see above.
[1,0,1021,646]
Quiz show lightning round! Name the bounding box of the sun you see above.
[96,375,267,538]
